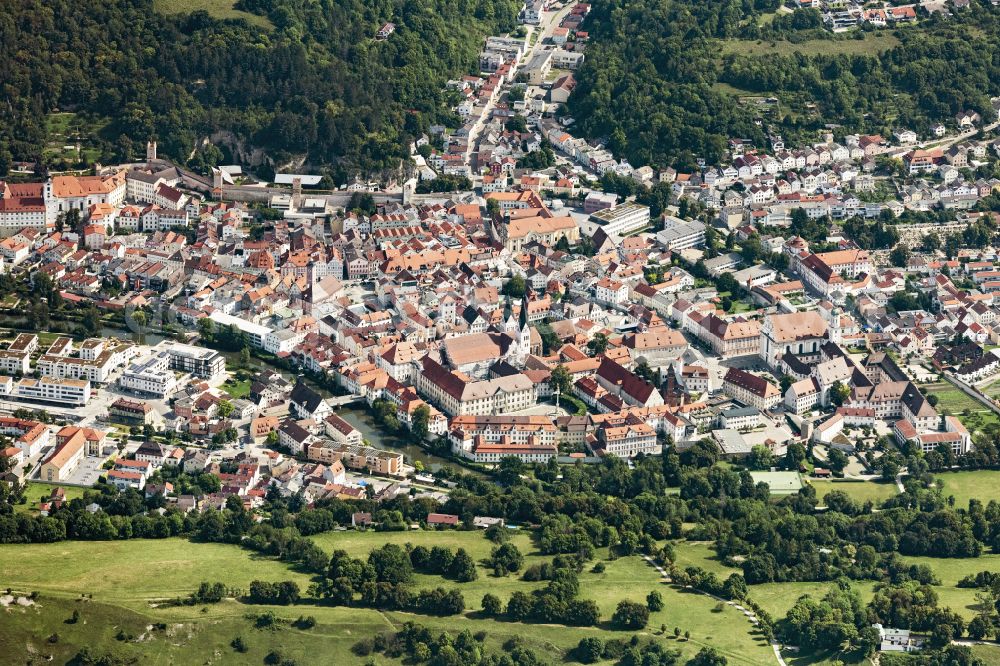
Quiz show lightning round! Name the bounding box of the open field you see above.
[152,0,273,29]
[805,479,899,505]
[719,33,899,58]
[898,553,1000,621]
[670,541,740,578]
[16,482,91,514]
[924,381,1000,429]
[310,527,517,562]
[7,534,997,662]
[750,580,877,624]
[0,539,315,605]
[973,646,1000,665]
[934,470,1000,509]
[0,535,775,664]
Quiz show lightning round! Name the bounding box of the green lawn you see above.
[805,479,899,506]
[0,539,315,605]
[972,646,1000,666]
[152,0,273,28]
[310,528,511,562]
[898,553,1000,621]
[934,470,1000,510]
[719,32,900,58]
[221,377,252,399]
[716,291,759,315]
[17,482,92,514]
[670,541,741,578]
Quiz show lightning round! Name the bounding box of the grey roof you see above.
[721,406,760,418]
[712,428,751,455]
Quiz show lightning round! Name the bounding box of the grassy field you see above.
[153,0,273,29]
[750,580,877,621]
[16,482,91,514]
[934,470,1000,509]
[972,645,1000,665]
[10,533,997,662]
[669,541,740,578]
[0,539,315,605]
[719,32,899,58]
[924,381,1000,429]
[0,535,775,665]
[898,553,1000,621]
[805,479,899,506]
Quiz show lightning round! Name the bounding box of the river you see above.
[100,326,166,346]
[213,349,459,471]
[334,405,456,471]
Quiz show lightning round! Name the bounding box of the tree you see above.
[829,381,851,407]
[549,364,573,397]
[81,305,101,336]
[482,593,502,616]
[968,615,991,640]
[449,548,478,582]
[411,404,431,441]
[502,275,526,298]
[575,638,604,664]
[746,445,775,471]
[828,448,849,474]
[612,600,649,629]
[784,442,807,469]
[496,456,526,486]
[922,232,941,253]
[239,347,251,369]
[506,591,532,621]
[217,400,234,418]
[646,590,664,612]
[889,245,910,267]
[427,546,454,574]
[588,333,609,355]
[489,542,524,575]
[368,544,413,584]
[505,115,528,132]
[198,317,215,342]
[723,574,747,601]
[689,647,727,666]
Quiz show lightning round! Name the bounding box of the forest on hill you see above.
[567,0,1000,169]
[0,0,519,178]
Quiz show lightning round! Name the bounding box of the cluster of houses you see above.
[815,0,992,33]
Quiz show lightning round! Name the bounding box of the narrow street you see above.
[464,3,577,181]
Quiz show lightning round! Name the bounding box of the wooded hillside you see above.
[0,0,519,177]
